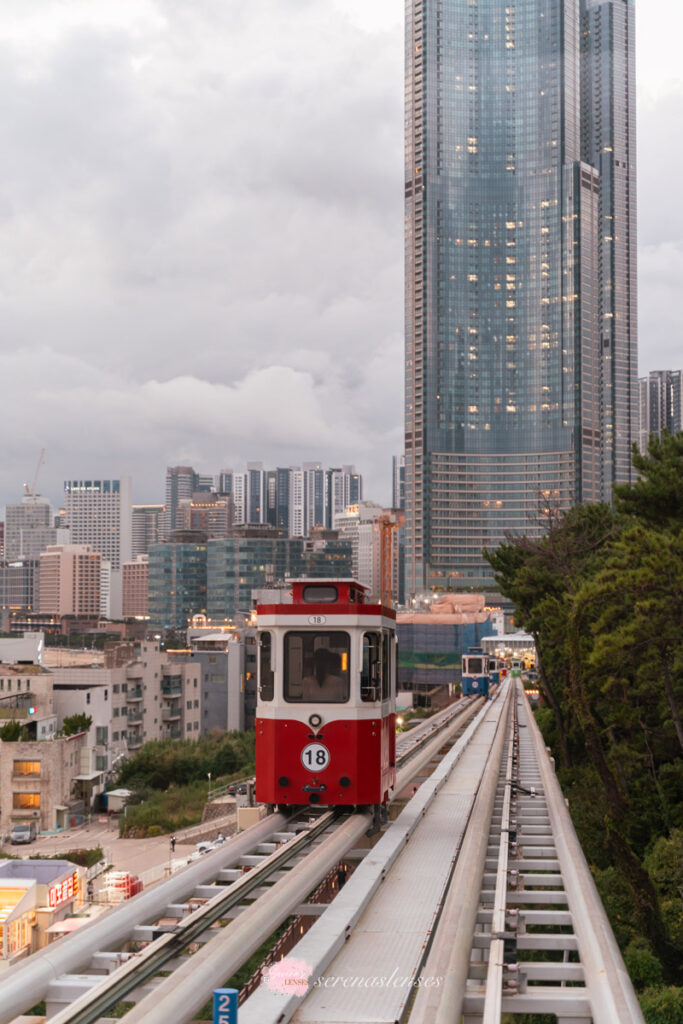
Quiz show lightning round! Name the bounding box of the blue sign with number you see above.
[213,988,238,1024]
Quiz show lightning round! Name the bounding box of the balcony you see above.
[165,728,181,740]
[127,687,143,702]
[161,679,182,697]
[161,708,181,723]
[127,733,143,749]
[127,712,143,725]
[126,663,143,681]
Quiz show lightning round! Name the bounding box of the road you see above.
[1,817,198,885]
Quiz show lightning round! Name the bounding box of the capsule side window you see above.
[381,632,391,701]
[361,632,381,702]
[259,631,274,701]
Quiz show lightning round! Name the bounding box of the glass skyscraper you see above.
[404,0,637,594]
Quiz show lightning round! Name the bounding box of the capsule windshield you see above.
[284,632,350,703]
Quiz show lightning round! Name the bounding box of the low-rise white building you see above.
[0,858,86,967]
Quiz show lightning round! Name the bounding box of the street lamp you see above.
[207,772,212,802]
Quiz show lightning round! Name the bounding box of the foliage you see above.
[117,731,255,791]
[119,780,211,837]
[614,432,683,530]
[53,847,104,869]
[624,938,665,991]
[9,847,104,868]
[62,713,93,736]
[639,987,683,1024]
[397,707,433,731]
[195,920,292,1018]
[25,1001,46,1017]
[485,433,683,987]
[0,720,26,741]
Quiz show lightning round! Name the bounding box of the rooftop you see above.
[0,859,74,884]
[0,664,50,676]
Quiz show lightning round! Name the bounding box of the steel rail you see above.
[524,687,646,1024]
[239,690,505,1024]
[46,810,341,1024]
[395,695,472,763]
[31,698,481,1024]
[121,812,375,1024]
[116,698,481,1023]
[0,811,288,1024]
[408,682,513,1024]
[394,696,484,791]
[481,693,516,1023]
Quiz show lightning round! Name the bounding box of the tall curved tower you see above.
[404,0,637,595]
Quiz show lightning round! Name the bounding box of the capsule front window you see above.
[284,631,350,703]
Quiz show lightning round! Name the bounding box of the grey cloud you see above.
[0,1,403,508]
[0,1,678,514]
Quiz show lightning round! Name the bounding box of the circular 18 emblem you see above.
[301,742,331,772]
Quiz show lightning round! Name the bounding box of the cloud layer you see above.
[0,1,679,509]
[0,0,404,506]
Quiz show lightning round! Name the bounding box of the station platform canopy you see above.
[481,632,535,655]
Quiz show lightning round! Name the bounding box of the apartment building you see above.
[39,545,101,617]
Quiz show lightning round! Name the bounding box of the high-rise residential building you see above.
[202,462,363,536]
[195,474,214,493]
[162,467,198,539]
[100,559,112,619]
[63,479,132,569]
[638,370,682,452]
[392,455,406,510]
[303,462,326,532]
[63,479,132,616]
[333,502,399,602]
[131,504,164,557]
[4,497,68,562]
[217,470,233,497]
[232,472,246,526]
[404,0,637,594]
[148,535,208,630]
[122,555,149,619]
[265,470,278,527]
[206,529,352,621]
[246,462,265,524]
[39,544,101,617]
[325,466,362,528]
[178,493,231,538]
[275,468,293,532]
[0,561,40,620]
[289,468,305,537]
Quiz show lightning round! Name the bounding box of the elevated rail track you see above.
[0,697,479,1023]
[0,686,644,1023]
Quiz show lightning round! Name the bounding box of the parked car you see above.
[10,821,37,844]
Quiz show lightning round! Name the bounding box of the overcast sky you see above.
[0,0,679,512]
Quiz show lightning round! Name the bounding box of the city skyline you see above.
[0,0,681,510]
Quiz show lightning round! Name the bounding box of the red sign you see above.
[48,872,76,908]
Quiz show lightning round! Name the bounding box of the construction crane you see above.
[23,449,46,498]
[378,513,398,608]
